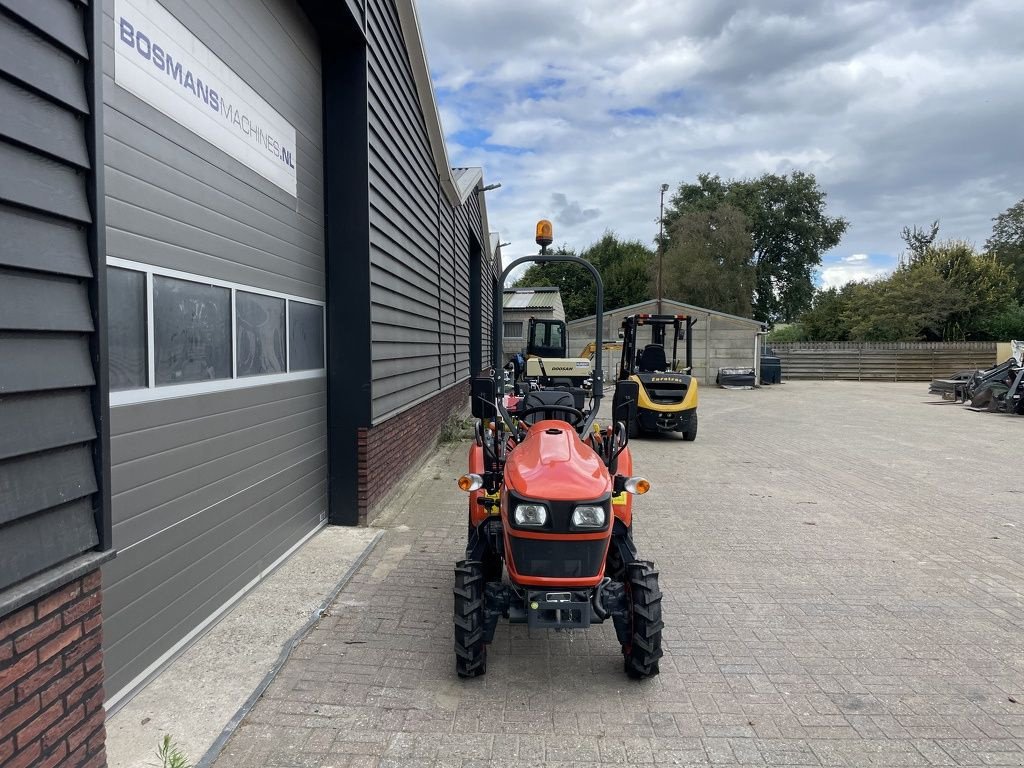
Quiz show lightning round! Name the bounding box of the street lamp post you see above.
[657,183,669,314]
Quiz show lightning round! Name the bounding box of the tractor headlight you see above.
[571,505,606,529]
[513,504,548,527]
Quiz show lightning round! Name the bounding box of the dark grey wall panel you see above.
[0,445,97,526]
[0,203,91,276]
[0,390,97,460]
[101,0,329,704]
[0,269,94,331]
[365,0,495,420]
[1,0,89,58]
[0,140,91,222]
[0,77,90,168]
[0,1,104,593]
[0,500,99,588]
[0,11,88,112]
[0,333,96,394]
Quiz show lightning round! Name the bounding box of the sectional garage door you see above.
[100,0,327,705]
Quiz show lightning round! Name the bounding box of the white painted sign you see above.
[114,0,298,196]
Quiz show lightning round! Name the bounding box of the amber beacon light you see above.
[535,219,553,248]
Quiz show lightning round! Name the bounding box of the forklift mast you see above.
[619,314,695,378]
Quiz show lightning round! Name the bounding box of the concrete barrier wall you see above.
[769,342,998,381]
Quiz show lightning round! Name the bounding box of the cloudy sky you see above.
[417,0,1022,289]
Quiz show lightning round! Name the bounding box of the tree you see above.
[915,240,1017,339]
[513,233,653,320]
[986,199,1024,302]
[664,171,848,323]
[798,285,854,341]
[841,264,962,342]
[580,233,653,313]
[661,205,754,317]
[900,220,940,263]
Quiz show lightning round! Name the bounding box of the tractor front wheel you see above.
[454,560,487,678]
[621,561,664,679]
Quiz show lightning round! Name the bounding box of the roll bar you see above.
[491,254,604,435]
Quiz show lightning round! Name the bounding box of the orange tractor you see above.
[454,225,664,679]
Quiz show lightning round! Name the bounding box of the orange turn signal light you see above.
[624,477,650,495]
[458,473,483,492]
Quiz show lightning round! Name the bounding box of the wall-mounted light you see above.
[481,183,502,192]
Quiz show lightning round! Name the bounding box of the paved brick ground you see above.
[214,382,1024,767]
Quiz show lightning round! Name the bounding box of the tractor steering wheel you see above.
[514,405,585,427]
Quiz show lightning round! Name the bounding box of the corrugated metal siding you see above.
[366,0,490,418]
[367,0,443,417]
[100,0,327,701]
[0,1,101,590]
[438,198,457,386]
[452,203,473,381]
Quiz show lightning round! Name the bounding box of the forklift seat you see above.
[638,344,667,372]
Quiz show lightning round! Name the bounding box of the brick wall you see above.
[0,571,106,768]
[358,380,469,524]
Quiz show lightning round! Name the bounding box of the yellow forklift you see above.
[618,314,698,440]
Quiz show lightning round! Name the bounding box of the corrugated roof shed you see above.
[503,287,561,309]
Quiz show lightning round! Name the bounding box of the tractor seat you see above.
[519,389,577,425]
[638,344,668,372]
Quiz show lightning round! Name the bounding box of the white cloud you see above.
[819,264,890,289]
[418,0,1024,267]
[842,254,869,263]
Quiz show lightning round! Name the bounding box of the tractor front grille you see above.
[508,537,606,579]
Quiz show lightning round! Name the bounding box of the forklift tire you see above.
[681,411,698,442]
[621,561,664,679]
[454,560,487,678]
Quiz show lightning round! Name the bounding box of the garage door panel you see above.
[113,426,326,552]
[111,387,324,462]
[102,0,327,706]
[103,474,325,697]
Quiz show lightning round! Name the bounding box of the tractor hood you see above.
[504,420,610,501]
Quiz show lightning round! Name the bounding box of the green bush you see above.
[767,324,806,342]
[984,303,1024,341]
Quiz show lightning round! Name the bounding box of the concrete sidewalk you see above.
[104,525,381,768]
[212,383,1024,767]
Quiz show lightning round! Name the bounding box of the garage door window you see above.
[108,267,148,390]
[237,292,287,376]
[154,277,232,385]
[107,258,325,406]
[289,301,324,371]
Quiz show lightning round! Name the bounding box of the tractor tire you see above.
[681,411,698,442]
[454,560,487,678]
[621,561,664,679]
